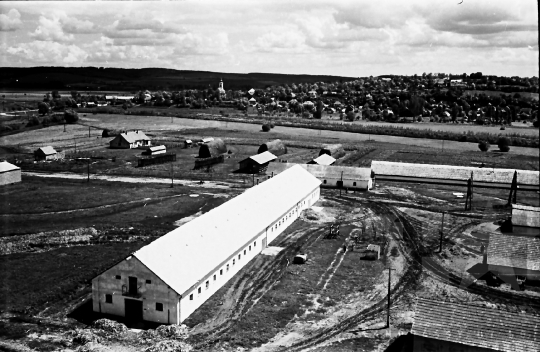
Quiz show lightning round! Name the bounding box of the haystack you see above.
[319,144,345,159]
[258,139,287,156]
[198,138,227,158]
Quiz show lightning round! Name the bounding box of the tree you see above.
[52,90,61,100]
[478,140,490,152]
[64,109,79,124]
[497,136,510,152]
[38,102,50,116]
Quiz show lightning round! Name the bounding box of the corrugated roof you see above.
[310,154,336,166]
[371,161,539,186]
[37,146,57,156]
[133,165,321,296]
[147,145,166,152]
[268,163,372,181]
[121,131,150,143]
[487,234,540,270]
[412,298,540,352]
[512,204,540,228]
[0,161,20,173]
[249,151,277,165]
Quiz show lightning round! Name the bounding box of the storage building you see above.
[239,151,277,173]
[319,144,345,159]
[308,154,336,166]
[34,146,62,161]
[109,131,151,149]
[91,165,321,324]
[257,139,287,156]
[198,139,227,158]
[142,145,166,156]
[0,161,21,186]
[511,204,540,236]
[412,298,540,352]
[371,161,539,190]
[267,163,373,190]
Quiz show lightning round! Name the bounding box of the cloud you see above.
[0,9,23,31]
[114,17,186,34]
[62,16,96,34]
[30,16,74,42]
[5,41,88,64]
[333,3,413,29]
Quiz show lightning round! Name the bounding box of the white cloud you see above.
[30,16,74,42]
[0,8,22,31]
[5,41,88,65]
[62,16,96,34]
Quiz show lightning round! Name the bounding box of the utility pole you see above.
[87,159,90,183]
[387,267,394,328]
[88,126,91,138]
[170,162,174,188]
[439,212,445,252]
[339,171,343,197]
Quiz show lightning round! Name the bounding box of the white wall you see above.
[320,177,371,190]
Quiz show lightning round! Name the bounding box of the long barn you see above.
[92,165,321,324]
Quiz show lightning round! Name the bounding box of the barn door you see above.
[336,181,343,189]
[124,299,143,322]
[128,276,138,295]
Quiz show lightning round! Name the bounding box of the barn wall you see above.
[92,256,180,324]
[320,177,371,190]
[0,169,21,186]
[512,225,540,236]
[109,136,130,149]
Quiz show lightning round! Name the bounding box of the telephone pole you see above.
[170,163,174,188]
[387,267,394,328]
[439,212,446,253]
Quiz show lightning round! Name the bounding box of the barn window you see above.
[238,254,241,260]
[198,287,201,294]
[156,303,163,311]
[244,249,246,255]
[323,180,327,184]
[115,275,121,280]
[249,245,251,251]
[220,269,223,275]
[146,279,152,284]
[353,182,357,186]
[227,264,230,271]
[233,259,235,265]
[213,274,216,281]
[105,294,112,304]
[254,241,256,247]
[190,294,194,300]
[205,281,209,289]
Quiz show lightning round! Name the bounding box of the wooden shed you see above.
[319,144,345,159]
[34,146,62,161]
[198,139,227,158]
[239,151,277,174]
[0,161,21,186]
[142,145,166,156]
[258,139,287,156]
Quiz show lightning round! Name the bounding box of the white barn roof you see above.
[512,204,540,228]
[310,154,336,166]
[147,145,166,153]
[0,161,20,173]
[248,151,277,165]
[132,165,321,296]
[121,131,150,143]
[371,161,539,186]
[36,146,57,156]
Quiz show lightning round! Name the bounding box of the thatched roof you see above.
[258,139,287,156]
[319,144,345,159]
[198,138,227,158]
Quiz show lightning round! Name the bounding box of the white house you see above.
[0,161,21,186]
[109,131,151,149]
[91,165,321,324]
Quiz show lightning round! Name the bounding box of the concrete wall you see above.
[0,169,21,186]
[92,256,180,324]
[320,177,371,190]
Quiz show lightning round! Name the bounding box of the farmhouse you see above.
[411,298,540,352]
[34,146,63,161]
[91,165,321,324]
[0,161,21,186]
[239,151,277,173]
[308,154,336,166]
[511,204,540,236]
[267,163,373,190]
[109,131,151,149]
[141,145,166,156]
[371,161,540,190]
[257,139,287,156]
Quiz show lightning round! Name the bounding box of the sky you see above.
[0,0,538,77]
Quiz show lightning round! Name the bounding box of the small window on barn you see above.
[198,287,201,294]
[227,264,230,271]
[238,254,241,260]
[146,279,152,284]
[323,180,327,184]
[244,249,246,255]
[213,274,216,281]
[205,281,209,290]
[233,259,235,265]
[254,241,256,247]
[353,182,357,186]
[190,294,194,300]
[115,275,121,280]
[156,302,163,311]
[105,294,112,304]
[220,269,223,275]
[249,245,251,251]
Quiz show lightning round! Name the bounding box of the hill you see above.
[0,67,357,92]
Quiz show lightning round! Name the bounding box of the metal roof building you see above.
[239,151,277,173]
[0,161,21,186]
[485,233,540,279]
[308,154,336,166]
[109,131,151,149]
[92,165,321,324]
[371,161,539,190]
[412,298,540,352]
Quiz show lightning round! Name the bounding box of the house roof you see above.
[412,298,540,352]
[512,204,540,228]
[201,137,214,143]
[0,161,20,173]
[244,151,277,165]
[132,165,321,296]
[310,154,336,166]
[36,146,57,156]
[267,163,372,181]
[371,161,539,186]
[146,145,166,152]
[120,131,150,143]
[487,234,540,271]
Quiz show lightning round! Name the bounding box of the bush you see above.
[64,109,79,123]
[497,136,510,152]
[26,116,41,127]
[478,140,490,152]
[261,124,271,132]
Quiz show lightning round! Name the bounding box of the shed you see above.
[511,204,540,236]
[239,151,277,174]
[484,233,540,280]
[411,298,540,352]
[110,131,151,149]
[142,145,166,156]
[184,140,193,148]
[319,144,345,159]
[293,253,307,264]
[308,154,336,166]
[34,146,59,161]
[198,139,227,158]
[257,139,287,156]
[199,137,214,144]
[0,161,21,186]
[366,244,381,260]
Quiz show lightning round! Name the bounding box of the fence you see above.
[137,153,177,167]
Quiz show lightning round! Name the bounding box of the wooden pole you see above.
[170,162,174,188]
[387,268,393,328]
[88,126,90,138]
[439,212,445,252]
[87,160,90,183]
